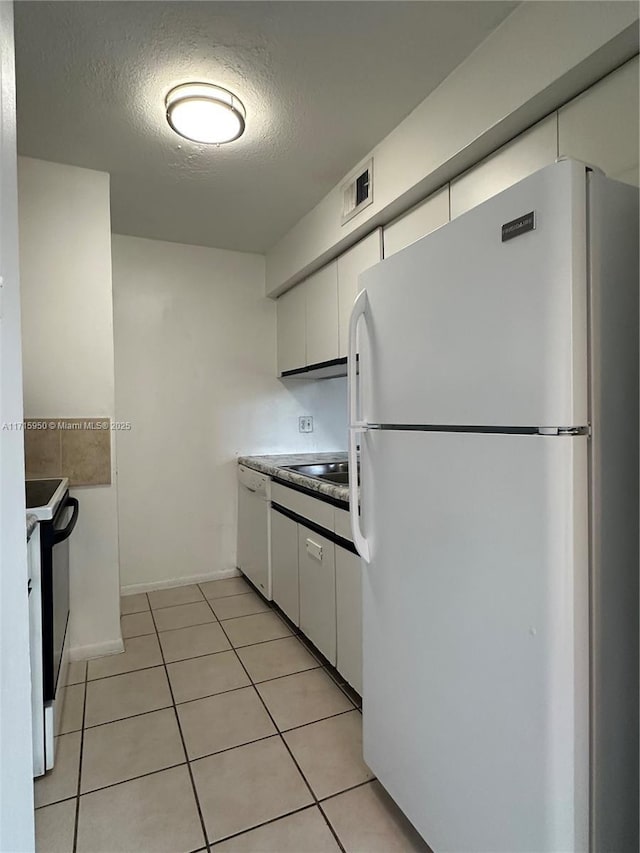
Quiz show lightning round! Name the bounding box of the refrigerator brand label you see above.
[501,211,535,242]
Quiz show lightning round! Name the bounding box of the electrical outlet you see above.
[298,415,313,433]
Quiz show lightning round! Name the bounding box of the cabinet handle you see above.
[348,288,370,563]
[306,538,323,562]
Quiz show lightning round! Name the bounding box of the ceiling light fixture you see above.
[165,83,246,144]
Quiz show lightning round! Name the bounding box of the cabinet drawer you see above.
[298,526,336,665]
[271,482,334,531]
[334,507,352,542]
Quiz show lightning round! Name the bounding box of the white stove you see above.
[25,477,68,521]
[25,476,78,775]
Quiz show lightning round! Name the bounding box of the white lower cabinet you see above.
[298,525,337,666]
[335,545,362,695]
[270,508,300,626]
[269,482,362,691]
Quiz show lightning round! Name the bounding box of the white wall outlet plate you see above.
[298,415,313,433]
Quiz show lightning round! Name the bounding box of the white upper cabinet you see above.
[450,114,558,219]
[559,56,639,187]
[383,188,449,259]
[276,233,381,375]
[305,261,338,367]
[276,283,306,375]
[337,230,382,358]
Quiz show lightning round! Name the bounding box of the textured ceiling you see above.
[14,1,516,253]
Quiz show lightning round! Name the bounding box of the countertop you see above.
[238,452,349,506]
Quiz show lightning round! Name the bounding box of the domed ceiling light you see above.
[165,83,246,144]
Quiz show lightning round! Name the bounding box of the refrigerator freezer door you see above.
[361,429,589,853]
[359,159,588,428]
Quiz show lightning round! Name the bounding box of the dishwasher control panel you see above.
[238,465,270,497]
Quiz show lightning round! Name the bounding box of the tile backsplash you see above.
[24,418,112,486]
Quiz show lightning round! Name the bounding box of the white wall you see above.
[112,234,347,592]
[265,1,639,294]
[0,4,34,850]
[18,156,122,660]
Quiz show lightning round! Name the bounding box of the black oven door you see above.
[42,493,79,701]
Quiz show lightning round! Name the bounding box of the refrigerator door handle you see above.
[349,427,370,563]
[348,288,370,563]
[348,287,368,429]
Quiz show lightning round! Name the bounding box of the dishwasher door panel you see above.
[237,481,271,599]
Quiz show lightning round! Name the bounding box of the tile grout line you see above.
[207,803,324,849]
[76,702,173,732]
[269,601,364,707]
[146,587,255,612]
[321,663,363,712]
[72,645,332,733]
[148,598,212,853]
[71,655,89,852]
[248,587,365,843]
[228,583,360,848]
[113,581,362,850]
[287,619,362,710]
[197,584,348,853]
[57,702,358,758]
[45,705,364,808]
[318,777,374,804]
[74,760,187,800]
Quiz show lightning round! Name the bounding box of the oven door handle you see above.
[53,497,79,544]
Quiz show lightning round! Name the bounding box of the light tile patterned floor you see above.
[35,577,430,853]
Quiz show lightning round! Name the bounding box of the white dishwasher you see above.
[236,465,271,599]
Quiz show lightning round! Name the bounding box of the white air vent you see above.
[341,158,373,225]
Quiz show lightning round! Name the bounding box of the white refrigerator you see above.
[347,159,638,853]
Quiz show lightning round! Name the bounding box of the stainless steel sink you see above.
[315,471,349,484]
[284,461,354,485]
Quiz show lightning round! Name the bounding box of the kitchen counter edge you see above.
[238,452,349,506]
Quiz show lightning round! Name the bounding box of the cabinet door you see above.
[237,486,270,598]
[277,284,306,375]
[450,114,557,219]
[337,230,382,358]
[383,187,449,258]
[270,509,299,625]
[558,56,639,186]
[298,525,336,664]
[336,546,362,694]
[305,262,338,366]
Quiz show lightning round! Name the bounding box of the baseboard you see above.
[120,568,241,596]
[69,637,124,662]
